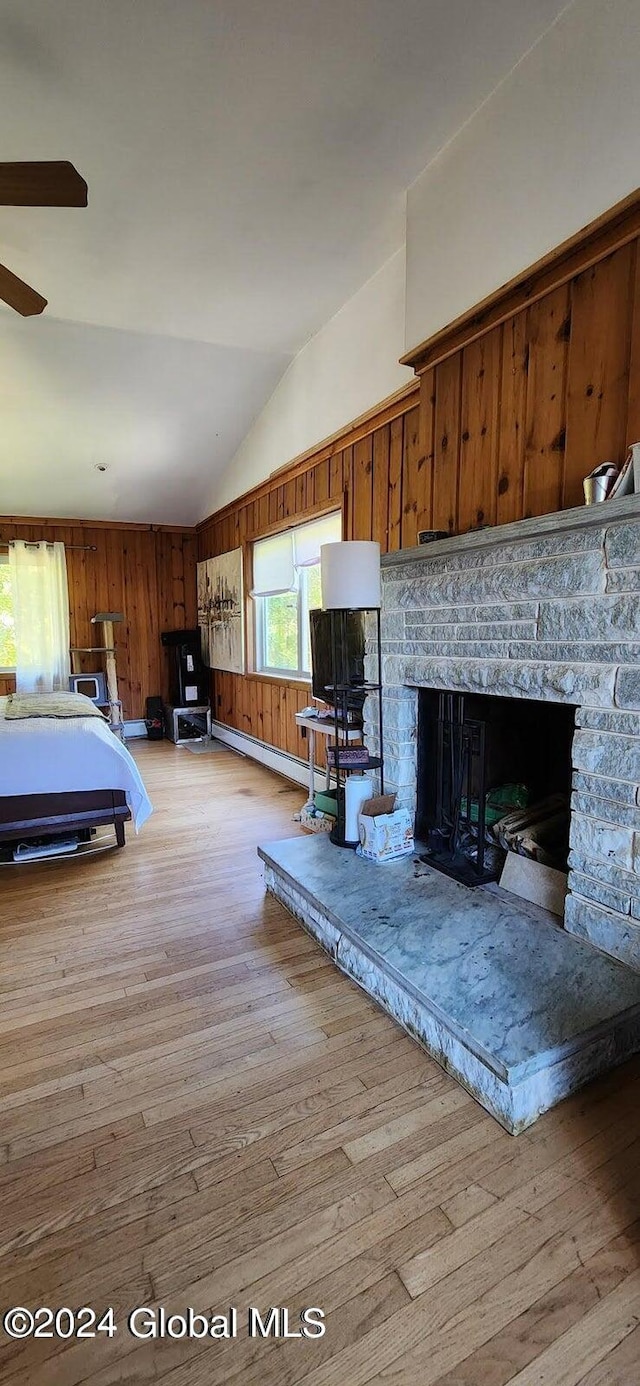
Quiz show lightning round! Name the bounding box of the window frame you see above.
[252,510,340,681]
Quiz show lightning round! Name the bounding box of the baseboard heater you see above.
[210,719,327,794]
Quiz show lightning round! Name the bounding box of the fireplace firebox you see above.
[416,689,576,887]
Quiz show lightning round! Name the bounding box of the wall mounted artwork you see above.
[197,548,245,674]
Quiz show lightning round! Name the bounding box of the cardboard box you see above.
[357,808,414,863]
[360,793,397,817]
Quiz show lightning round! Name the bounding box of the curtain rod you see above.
[0,540,97,552]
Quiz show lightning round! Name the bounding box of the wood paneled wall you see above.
[0,519,197,719]
[197,387,421,763]
[414,243,638,533]
[199,191,640,766]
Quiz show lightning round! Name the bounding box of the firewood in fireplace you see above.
[492,793,569,868]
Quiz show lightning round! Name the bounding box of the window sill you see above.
[251,671,311,688]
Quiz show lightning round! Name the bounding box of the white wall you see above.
[406,0,640,352]
[207,247,411,513]
[208,0,640,515]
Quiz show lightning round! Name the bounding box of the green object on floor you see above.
[314,788,338,818]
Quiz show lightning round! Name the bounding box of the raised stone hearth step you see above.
[258,834,640,1134]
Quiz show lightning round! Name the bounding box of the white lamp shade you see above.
[320,541,381,609]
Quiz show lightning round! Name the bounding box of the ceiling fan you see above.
[0,161,88,317]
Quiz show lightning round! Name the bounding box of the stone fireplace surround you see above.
[367,492,640,972]
[259,494,640,1134]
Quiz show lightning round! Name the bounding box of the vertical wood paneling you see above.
[432,355,461,533]
[352,435,374,541]
[523,284,570,518]
[626,243,640,448]
[416,369,435,535]
[564,244,635,507]
[235,507,248,547]
[342,445,354,539]
[387,415,404,552]
[103,526,132,710]
[70,530,90,670]
[283,478,297,518]
[182,535,198,629]
[400,404,422,550]
[240,675,248,732]
[223,672,235,726]
[295,471,307,515]
[328,451,344,501]
[497,316,528,524]
[279,686,290,755]
[458,332,501,531]
[249,677,260,743]
[261,680,273,747]
[271,677,282,749]
[256,492,270,536]
[314,458,330,505]
[372,424,390,550]
[0,520,196,718]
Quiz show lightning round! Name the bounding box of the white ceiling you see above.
[0,0,567,525]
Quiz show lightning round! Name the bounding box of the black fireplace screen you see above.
[416,690,575,888]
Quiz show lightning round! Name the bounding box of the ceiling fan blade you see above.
[0,263,47,316]
[0,161,87,207]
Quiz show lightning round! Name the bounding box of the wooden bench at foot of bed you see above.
[0,791,131,848]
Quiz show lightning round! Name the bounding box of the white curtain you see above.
[293,512,341,568]
[9,541,71,694]
[251,530,296,597]
[251,513,342,597]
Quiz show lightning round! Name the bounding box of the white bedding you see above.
[0,697,153,830]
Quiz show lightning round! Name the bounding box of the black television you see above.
[309,609,365,710]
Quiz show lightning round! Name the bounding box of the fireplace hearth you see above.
[259,833,640,1132]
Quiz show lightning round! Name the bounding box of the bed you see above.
[0,693,152,850]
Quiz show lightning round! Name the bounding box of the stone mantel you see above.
[381,493,640,570]
[365,493,640,972]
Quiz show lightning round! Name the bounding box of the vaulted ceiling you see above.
[0,0,567,524]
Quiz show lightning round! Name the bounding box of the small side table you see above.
[294,712,361,810]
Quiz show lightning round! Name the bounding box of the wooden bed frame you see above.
[0,790,131,849]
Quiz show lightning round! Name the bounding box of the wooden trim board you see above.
[402,185,640,374]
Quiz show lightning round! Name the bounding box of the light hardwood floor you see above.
[0,740,638,1386]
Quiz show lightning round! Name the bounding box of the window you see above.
[253,513,340,678]
[0,554,16,671]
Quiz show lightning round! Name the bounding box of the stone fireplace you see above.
[260,494,640,1133]
[367,494,640,971]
